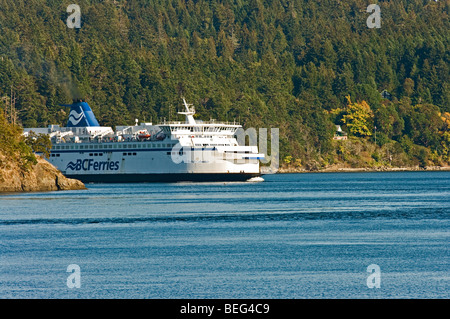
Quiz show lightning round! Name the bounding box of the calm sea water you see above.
[0,172,449,299]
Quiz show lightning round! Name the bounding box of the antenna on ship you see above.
[178,96,196,125]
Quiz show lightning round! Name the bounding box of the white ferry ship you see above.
[24,98,264,183]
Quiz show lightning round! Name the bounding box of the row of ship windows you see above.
[194,144,230,147]
[51,152,137,157]
[50,150,251,157]
[52,143,175,150]
[51,152,134,157]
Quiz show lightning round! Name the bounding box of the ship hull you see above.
[66,172,261,183]
[48,142,261,183]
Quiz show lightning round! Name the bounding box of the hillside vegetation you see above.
[0,0,449,170]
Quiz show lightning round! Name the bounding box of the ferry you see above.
[23,98,265,183]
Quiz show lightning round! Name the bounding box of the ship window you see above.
[133,144,137,148]
[128,152,132,156]
[157,144,160,148]
[123,153,127,156]
[133,153,136,156]
[94,153,98,156]
[99,153,103,156]
[89,153,93,156]
[90,145,94,149]
[56,154,60,157]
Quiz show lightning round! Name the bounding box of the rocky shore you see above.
[0,155,86,193]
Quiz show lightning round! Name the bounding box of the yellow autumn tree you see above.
[440,112,450,131]
[342,96,374,137]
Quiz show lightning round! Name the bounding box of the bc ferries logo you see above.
[66,159,120,171]
[68,110,85,126]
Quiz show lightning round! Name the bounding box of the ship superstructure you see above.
[23,99,264,182]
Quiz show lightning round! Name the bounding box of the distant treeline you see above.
[0,0,449,168]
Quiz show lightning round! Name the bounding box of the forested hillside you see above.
[0,0,449,169]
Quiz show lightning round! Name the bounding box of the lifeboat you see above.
[138,131,151,140]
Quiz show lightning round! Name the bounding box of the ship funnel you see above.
[61,99,100,127]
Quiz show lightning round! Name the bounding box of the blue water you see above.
[0,172,449,299]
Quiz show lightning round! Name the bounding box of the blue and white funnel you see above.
[61,100,100,127]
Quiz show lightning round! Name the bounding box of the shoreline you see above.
[263,165,450,174]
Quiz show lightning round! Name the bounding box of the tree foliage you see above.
[24,131,52,159]
[341,96,374,138]
[0,109,37,171]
